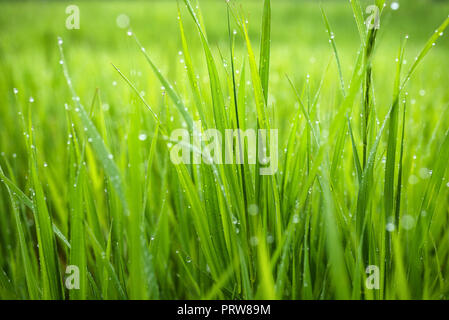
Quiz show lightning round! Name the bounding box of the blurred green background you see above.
[1,0,448,151]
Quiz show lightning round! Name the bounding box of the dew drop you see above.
[116,14,130,29]
[293,214,299,224]
[249,236,259,246]
[248,204,259,216]
[386,222,395,232]
[391,2,399,10]
[401,215,416,230]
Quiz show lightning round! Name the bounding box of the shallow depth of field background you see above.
[2,0,449,128]
[1,0,449,300]
[1,0,449,164]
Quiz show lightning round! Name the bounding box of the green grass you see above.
[1,0,449,300]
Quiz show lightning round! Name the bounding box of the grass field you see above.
[1,0,449,300]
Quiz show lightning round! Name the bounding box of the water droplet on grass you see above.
[401,215,416,230]
[391,2,399,10]
[249,236,259,246]
[408,175,419,185]
[419,167,431,179]
[248,203,259,216]
[116,14,130,29]
[293,214,299,224]
[386,223,395,232]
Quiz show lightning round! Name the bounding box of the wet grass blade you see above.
[27,120,63,299]
[178,5,206,125]
[183,0,227,132]
[401,16,449,90]
[321,7,345,97]
[58,39,128,213]
[384,38,407,222]
[347,117,362,184]
[259,0,271,102]
[0,165,40,299]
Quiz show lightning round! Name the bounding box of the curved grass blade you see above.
[347,117,362,184]
[401,16,449,90]
[321,7,345,97]
[28,122,63,299]
[178,4,206,125]
[183,0,227,132]
[58,38,128,213]
[0,165,40,299]
[259,0,271,102]
[384,38,407,221]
